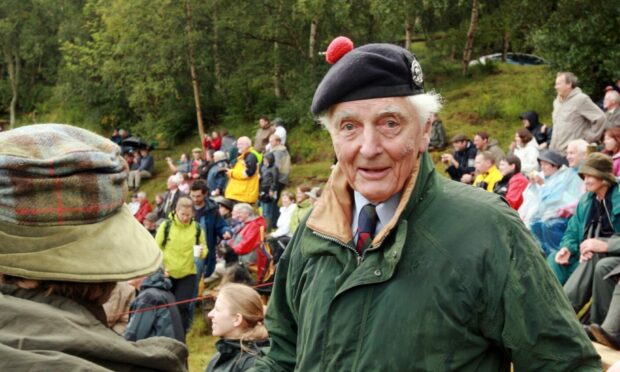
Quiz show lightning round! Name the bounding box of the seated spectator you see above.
[603,128,620,177]
[520,111,551,149]
[166,153,190,175]
[306,186,322,205]
[604,90,620,129]
[588,253,620,349]
[143,212,158,236]
[442,134,477,183]
[127,147,154,190]
[428,113,447,151]
[558,154,620,312]
[214,196,234,225]
[473,131,504,162]
[511,128,539,174]
[493,155,529,210]
[227,203,269,283]
[123,149,135,168]
[205,283,269,372]
[125,269,185,343]
[521,150,583,259]
[207,151,229,197]
[267,191,297,264]
[134,191,153,224]
[128,193,141,216]
[259,153,279,229]
[566,139,589,171]
[102,281,136,335]
[155,197,207,332]
[110,128,122,145]
[190,147,204,181]
[289,185,312,235]
[472,151,502,192]
[178,173,191,194]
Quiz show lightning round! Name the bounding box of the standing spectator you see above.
[134,191,153,224]
[473,131,504,163]
[220,128,237,155]
[158,176,186,220]
[165,153,190,175]
[155,197,207,332]
[0,124,187,370]
[225,136,260,204]
[603,128,620,176]
[205,283,269,372]
[268,134,291,189]
[143,212,158,237]
[227,203,270,283]
[604,90,620,129]
[127,147,154,190]
[271,117,287,146]
[259,153,279,229]
[267,191,297,263]
[189,180,232,281]
[289,185,312,235]
[190,147,204,181]
[493,155,529,210]
[207,151,229,197]
[128,193,141,216]
[512,128,540,174]
[520,111,551,149]
[550,72,605,153]
[441,134,477,183]
[254,116,275,153]
[102,281,136,335]
[472,151,503,192]
[178,173,191,194]
[203,130,222,152]
[428,113,447,151]
[125,269,185,343]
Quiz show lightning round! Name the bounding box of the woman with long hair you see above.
[206,283,269,371]
[512,128,539,175]
[603,127,620,177]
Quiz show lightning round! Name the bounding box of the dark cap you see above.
[538,150,566,168]
[450,134,468,143]
[311,38,424,115]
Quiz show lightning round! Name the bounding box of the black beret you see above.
[311,42,424,115]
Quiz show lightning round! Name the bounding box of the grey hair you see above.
[233,203,254,216]
[606,90,620,105]
[557,72,578,88]
[567,139,588,155]
[317,91,443,132]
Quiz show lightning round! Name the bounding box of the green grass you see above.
[187,307,218,371]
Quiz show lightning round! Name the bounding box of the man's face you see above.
[259,118,269,128]
[176,207,193,224]
[452,140,466,151]
[167,179,178,190]
[328,97,430,204]
[554,75,572,98]
[474,155,491,173]
[498,160,514,176]
[566,145,584,168]
[604,93,618,111]
[231,208,250,222]
[237,140,250,153]
[190,189,205,207]
[473,135,487,150]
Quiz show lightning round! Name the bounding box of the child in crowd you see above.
[205,283,269,372]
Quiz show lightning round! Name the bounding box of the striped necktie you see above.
[356,204,378,254]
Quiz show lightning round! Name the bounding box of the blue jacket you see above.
[207,159,229,196]
[197,198,232,277]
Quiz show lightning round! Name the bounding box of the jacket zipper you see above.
[312,230,365,266]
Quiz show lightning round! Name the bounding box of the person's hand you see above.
[555,247,571,265]
[579,239,608,262]
[528,171,543,185]
[441,153,454,164]
[222,231,232,240]
[461,173,473,184]
[508,142,516,151]
[165,156,172,162]
[164,270,170,277]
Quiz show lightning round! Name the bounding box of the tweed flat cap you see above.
[0,124,162,282]
[311,40,424,115]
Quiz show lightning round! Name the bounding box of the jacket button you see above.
[374,269,382,277]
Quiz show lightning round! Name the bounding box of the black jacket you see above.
[446,141,477,181]
[206,338,269,372]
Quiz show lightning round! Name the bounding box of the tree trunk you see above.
[212,4,221,92]
[309,18,317,59]
[461,0,479,76]
[502,30,510,62]
[273,41,281,98]
[404,17,412,50]
[185,0,205,141]
[4,48,19,129]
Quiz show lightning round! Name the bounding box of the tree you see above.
[461,0,479,76]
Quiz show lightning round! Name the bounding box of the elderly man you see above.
[227,203,269,282]
[605,90,620,129]
[253,39,600,371]
[0,124,187,370]
[550,72,605,153]
[225,136,261,204]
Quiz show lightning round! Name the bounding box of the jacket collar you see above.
[306,152,434,247]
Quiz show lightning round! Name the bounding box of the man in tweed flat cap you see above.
[253,38,600,371]
[0,124,187,371]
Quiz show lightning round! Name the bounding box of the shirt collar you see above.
[352,191,402,236]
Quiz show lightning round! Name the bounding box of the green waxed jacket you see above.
[253,152,600,372]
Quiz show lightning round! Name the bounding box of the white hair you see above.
[567,139,588,155]
[233,203,254,215]
[317,91,443,132]
[606,90,620,105]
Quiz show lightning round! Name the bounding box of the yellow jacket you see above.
[155,213,207,279]
[225,149,260,203]
[473,165,503,192]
